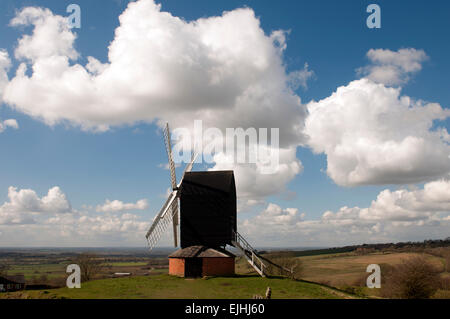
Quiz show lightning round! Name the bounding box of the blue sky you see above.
[0,0,449,247]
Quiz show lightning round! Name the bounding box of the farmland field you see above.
[239,248,450,298]
[0,248,171,287]
[299,252,445,286]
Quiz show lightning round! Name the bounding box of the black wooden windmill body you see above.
[146,124,290,277]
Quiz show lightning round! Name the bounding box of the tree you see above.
[72,253,105,282]
[381,256,441,299]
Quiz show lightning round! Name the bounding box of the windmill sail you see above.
[145,123,197,251]
[163,123,177,190]
[145,192,177,251]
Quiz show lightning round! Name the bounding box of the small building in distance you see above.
[169,245,235,278]
[0,275,26,292]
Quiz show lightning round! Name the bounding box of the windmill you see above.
[146,123,292,278]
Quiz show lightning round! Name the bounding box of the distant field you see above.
[0,274,357,299]
[2,258,167,284]
[7,263,68,280]
[298,251,446,288]
[107,262,149,267]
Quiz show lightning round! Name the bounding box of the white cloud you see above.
[2,0,309,201]
[0,49,11,103]
[96,199,149,213]
[46,212,149,235]
[10,7,78,61]
[0,186,73,225]
[288,63,315,90]
[357,48,428,86]
[305,78,450,186]
[3,0,307,142]
[240,180,450,246]
[0,212,150,246]
[0,186,150,246]
[212,146,302,201]
[1,180,449,247]
[0,119,19,133]
[254,202,304,225]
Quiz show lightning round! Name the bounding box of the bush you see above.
[381,256,441,299]
[266,257,303,280]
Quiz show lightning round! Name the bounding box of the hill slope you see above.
[1,274,357,299]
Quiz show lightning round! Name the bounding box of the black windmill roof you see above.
[181,170,235,194]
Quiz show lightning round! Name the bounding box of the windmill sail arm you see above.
[185,152,198,173]
[145,191,177,239]
[178,152,198,187]
[145,194,179,251]
[164,123,177,190]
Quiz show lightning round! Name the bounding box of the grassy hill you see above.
[1,274,357,299]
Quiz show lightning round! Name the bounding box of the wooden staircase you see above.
[231,231,266,277]
[232,231,294,278]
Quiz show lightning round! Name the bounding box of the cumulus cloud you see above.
[254,203,304,225]
[0,49,10,101]
[3,0,307,141]
[357,48,428,86]
[96,199,149,213]
[0,186,73,225]
[10,7,79,62]
[0,212,150,246]
[0,186,150,245]
[305,78,450,186]
[0,50,18,133]
[212,146,302,201]
[240,180,450,246]
[3,0,308,201]
[45,212,149,236]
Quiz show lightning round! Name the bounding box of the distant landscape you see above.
[1,238,449,299]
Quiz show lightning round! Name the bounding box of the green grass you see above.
[1,275,357,299]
